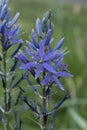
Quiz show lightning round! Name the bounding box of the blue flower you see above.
[16,50,29,64]
[16,10,73,90]
[17,37,72,90]
[42,70,72,90]
[0,0,23,51]
[19,39,57,78]
[3,24,23,50]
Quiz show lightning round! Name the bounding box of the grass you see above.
[0,0,87,130]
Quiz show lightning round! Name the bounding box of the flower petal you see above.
[36,18,42,37]
[53,75,64,90]
[0,4,7,20]
[41,74,51,86]
[26,40,37,51]
[0,20,6,33]
[57,71,73,77]
[6,8,11,22]
[11,24,19,36]
[20,62,36,70]
[31,29,39,48]
[54,54,64,69]
[44,50,57,61]
[54,37,64,50]
[39,39,45,59]
[25,46,33,57]
[45,29,52,45]
[43,63,57,74]
[16,50,29,63]
[35,64,43,79]
[7,12,20,28]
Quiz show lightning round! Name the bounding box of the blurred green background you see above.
[1,0,87,130]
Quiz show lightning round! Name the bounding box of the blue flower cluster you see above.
[0,0,23,51]
[16,10,72,90]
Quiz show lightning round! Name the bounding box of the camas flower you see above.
[16,10,73,90]
[3,24,23,50]
[0,0,23,51]
[20,39,58,76]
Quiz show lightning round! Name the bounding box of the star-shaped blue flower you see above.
[19,39,58,79]
[16,10,73,90]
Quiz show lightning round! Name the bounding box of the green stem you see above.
[2,47,8,112]
[1,36,7,110]
[42,87,47,130]
[3,54,10,130]
[4,117,10,130]
[1,36,9,130]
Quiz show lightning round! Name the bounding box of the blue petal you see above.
[43,63,57,74]
[11,39,23,45]
[0,4,7,20]
[41,74,51,86]
[45,29,52,45]
[6,8,11,22]
[0,20,6,33]
[11,24,19,35]
[39,39,45,59]
[44,50,57,61]
[7,12,20,28]
[20,62,36,70]
[17,55,28,63]
[49,38,54,45]
[57,71,73,77]
[53,75,64,90]
[52,51,64,61]
[54,37,64,50]
[26,40,37,51]
[25,46,33,57]
[36,18,42,37]
[25,46,39,61]
[16,50,29,63]
[31,29,39,48]
[54,54,64,69]
[35,64,43,79]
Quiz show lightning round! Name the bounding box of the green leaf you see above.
[68,108,87,130]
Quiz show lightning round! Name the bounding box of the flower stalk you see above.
[42,87,47,130]
[0,0,23,129]
[1,35,9,130]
